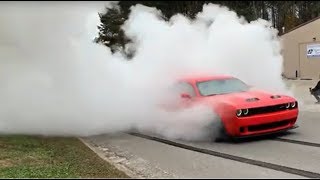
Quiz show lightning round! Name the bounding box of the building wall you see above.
[281,18,320,79]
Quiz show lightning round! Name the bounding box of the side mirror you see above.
[180,93,191,99]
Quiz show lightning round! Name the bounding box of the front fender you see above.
[211,102,237,136]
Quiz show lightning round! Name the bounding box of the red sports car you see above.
[170,74,299,142]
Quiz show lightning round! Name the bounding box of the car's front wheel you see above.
[205,117,230,142]
[213,124,229,142]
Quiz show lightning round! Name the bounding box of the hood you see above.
[205,89,295,109]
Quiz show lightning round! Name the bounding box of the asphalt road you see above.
[83,110,320,178]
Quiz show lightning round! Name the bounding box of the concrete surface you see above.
[83,80,319,178]
[282,79,320,143]
[283,111,320,144]
[84,133,305,178]
[178,137,320,174]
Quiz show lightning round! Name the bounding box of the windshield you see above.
[196,78,250,96]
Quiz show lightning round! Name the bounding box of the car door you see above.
[172,81,197,109]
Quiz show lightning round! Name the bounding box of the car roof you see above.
[178,74,235,83]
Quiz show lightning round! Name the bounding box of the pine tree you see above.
[94,7,130,53]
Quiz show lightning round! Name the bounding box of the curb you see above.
[78,138,142,178]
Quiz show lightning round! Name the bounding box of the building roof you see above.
[282,16,320,35]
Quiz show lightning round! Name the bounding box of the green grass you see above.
[0,135,129,178]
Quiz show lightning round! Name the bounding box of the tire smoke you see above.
[0,2,290,141]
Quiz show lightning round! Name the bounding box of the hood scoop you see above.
[246,98,259,102]
[270,95,281,99]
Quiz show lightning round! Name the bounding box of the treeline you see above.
[95,1,320,53]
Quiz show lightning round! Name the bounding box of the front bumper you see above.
[225,109,298,137]
[231,124,299,139]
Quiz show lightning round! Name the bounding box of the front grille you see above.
[248,120,291,132]
[247,103,296,116]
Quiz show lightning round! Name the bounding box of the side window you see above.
[174,82,196,97]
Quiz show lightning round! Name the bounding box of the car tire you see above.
[214,125,229,142]
[205,117,230,143]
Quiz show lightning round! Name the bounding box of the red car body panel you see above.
[175,74,299,138]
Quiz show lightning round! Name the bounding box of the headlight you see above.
[285,103,290,109]
[236,109,242,117]
[243,109,249,115]
[291,101,296,108]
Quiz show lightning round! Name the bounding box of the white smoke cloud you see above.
[0,2,290,141]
